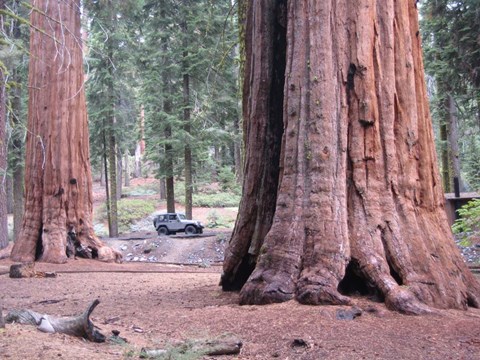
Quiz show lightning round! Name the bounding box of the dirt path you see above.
[1,259,480,360]
[102,230,229,265]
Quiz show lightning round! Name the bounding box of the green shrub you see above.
[95,198,156,233]
[193,192,240,208]
[452,198,480,243]
[206,210,236,228]
[123,183,159,196]
[218,166,236,191]
[174,179,240,208]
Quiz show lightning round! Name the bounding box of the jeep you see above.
[153,213,204,236]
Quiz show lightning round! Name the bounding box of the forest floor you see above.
[1,178,480,359]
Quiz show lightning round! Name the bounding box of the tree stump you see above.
[9,263,56,278]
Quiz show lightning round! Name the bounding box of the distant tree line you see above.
[421,0,480,192]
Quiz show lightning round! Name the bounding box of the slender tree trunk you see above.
[159,178,166,201]
[134,143,142,178]
[11,64,24,241]
[182,17,193,220]
[106,8,118,237]
[0,49,7,249]
[0,0,9,247]
[116,147,122,200]
[6,175,13,214]
[11,0,120,263]
[439,118,451,192]
[447,94,462,190]
[233,116,243,184]
[10,11,24,240]
[102,129,111,233]
[222,0,480,313]
[124,151,130,187]
[108,121,118,236]
[134,105,145,178]
[160,7,175,214]
[13,162,23,240]
[100,165,105,186]
[165,134,175,213]
[233,0,245,184]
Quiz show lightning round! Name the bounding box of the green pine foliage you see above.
[421,0,480,191]
[85,1,142,172]
[452,199,480,242]
[1,1,29,178]
[140,0,239,184]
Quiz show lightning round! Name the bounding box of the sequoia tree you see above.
[221,0,480,314]
[10,0,120,263]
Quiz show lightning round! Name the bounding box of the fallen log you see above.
[5,299,105,342]
[140,336,243,358]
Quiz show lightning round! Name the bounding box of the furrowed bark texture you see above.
[221,0,286,290]
[10,0,121,264]
[221,0,480,313]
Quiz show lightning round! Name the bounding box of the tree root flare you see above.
[384,287,434,315]
[296,284,352,306]
[239,271,295,305]
[97,246,123,263]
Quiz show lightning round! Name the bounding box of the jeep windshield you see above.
[178,214,186,220]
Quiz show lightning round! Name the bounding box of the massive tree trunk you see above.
[10,0,121,263]
[221,0,480,314]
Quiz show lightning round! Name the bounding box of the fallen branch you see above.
[140,336,242,358]
[5,299,105,342]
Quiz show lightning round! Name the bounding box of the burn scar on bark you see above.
[406,129,417,152]
[347,63,356,91]
[54,187,64,197]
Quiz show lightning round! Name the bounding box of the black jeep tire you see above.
[184,225,197,235]
[157,226,169,236]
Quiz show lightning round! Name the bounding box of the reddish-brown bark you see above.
[221,0,480,313]
[10,0,120,264]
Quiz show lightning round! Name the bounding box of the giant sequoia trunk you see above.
[10,0,120,264]
[221,0,480,314]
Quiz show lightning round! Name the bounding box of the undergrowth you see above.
[175,180,240,208]
[452,198,480,244]
[95,198,156,233]
[123,182,159,196]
